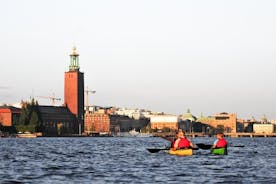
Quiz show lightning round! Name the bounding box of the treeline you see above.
[16,99,42,133]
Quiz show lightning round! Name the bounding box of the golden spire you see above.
[71,46,79,56]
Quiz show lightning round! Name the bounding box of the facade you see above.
[0,106,21,126]
[199,112,237,133]
[38,106,79,136]
[271,119,276,125]
[64,47,84,132]
[115,108,156,120]
[84,111,149,135]
[150,115,179,131]
[110,115,149,133]
[253,124,274,134]
[84,111,110,134]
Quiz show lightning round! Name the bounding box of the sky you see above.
[0,0,275,120]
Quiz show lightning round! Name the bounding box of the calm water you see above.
[0,137,275,184]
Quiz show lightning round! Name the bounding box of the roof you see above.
[38,106,77,123]
[180,113,197,121]
[0,106,21,113]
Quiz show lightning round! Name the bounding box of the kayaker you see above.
[212,132,228,148]
[172,130,194,150]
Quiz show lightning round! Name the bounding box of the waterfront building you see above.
[236,117,258,132]
[114,107,155,120]
[198,112,237,133]
[150,115,179,131]
[38,47,84,136]
[84,109,149,135]
[84,110,110,134]
[271,119,276,124]
[38,106,78,136]
[253,124,274,134]
[37,47,84,136]
[0,47,84,136]
[110,115,149,134]
[178,110,208,133]
[0,106,21,126]
[64,47,84,132]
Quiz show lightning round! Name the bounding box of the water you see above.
[0,137,275,184]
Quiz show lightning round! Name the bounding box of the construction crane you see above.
[85,86,96,109]
[37,93,61,106]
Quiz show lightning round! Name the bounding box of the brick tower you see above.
[64,47,84,133]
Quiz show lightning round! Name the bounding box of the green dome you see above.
[180,109,197,121]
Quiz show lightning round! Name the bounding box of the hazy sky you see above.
[1,0,275,119]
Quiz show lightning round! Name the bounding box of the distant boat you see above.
[137,133,153,137]
[17,132,37,138]
[128,129,140,136]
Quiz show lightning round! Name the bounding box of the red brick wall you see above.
[0,109,12,126]
[64,71,84,121]
[84,113,110,133]
[64,72,78,115]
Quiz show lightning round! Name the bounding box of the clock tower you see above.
[64,47,84,133]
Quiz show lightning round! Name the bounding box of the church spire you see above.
[69,46,80,71]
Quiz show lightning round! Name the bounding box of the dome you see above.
[180,109,197,121]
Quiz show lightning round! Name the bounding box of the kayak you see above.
[168,148,193,156]
[211,147,227,155]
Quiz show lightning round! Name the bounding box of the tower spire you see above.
[69,46,80,71]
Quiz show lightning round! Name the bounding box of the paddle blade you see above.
[196,143,213,150]
[232,145,245,148]
[147,148,169,153]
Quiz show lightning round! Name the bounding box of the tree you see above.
[30,111,39,125]
[17,99,41,133]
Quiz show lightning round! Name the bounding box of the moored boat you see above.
[128,129,139,136]
[137,133,153,137]
[211,147,227,155]
[168,148,193,156]
[17,132,37,138]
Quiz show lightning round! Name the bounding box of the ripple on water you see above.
[0,137,275,183]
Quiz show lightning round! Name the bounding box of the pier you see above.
[153,132,276,138]
[224,132,276,138]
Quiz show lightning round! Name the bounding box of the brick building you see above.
[38,106,79,136]
[37,47,84,136]
[0,106,21,126]
[64,46,84,132]
[84,111,110,134]
[199,112,237,133]
[85,110,150,135]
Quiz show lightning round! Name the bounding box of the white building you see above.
[253,124,274,134]
[150,115,179,130]
[115,108,155,120]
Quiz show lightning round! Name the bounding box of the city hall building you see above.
[39,47,84,136]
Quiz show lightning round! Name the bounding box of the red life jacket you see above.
[178,137,191,148]
[216,138,227,148]
[171,139,176,148]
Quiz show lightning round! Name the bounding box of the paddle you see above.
[196,143,245,149]
[232,145,245,148]
[196,143,213,150]
[147,148,170,153]
[147,147,199,153]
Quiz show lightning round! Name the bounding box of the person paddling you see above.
[212,132,228,149]
[172,130,194,151]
